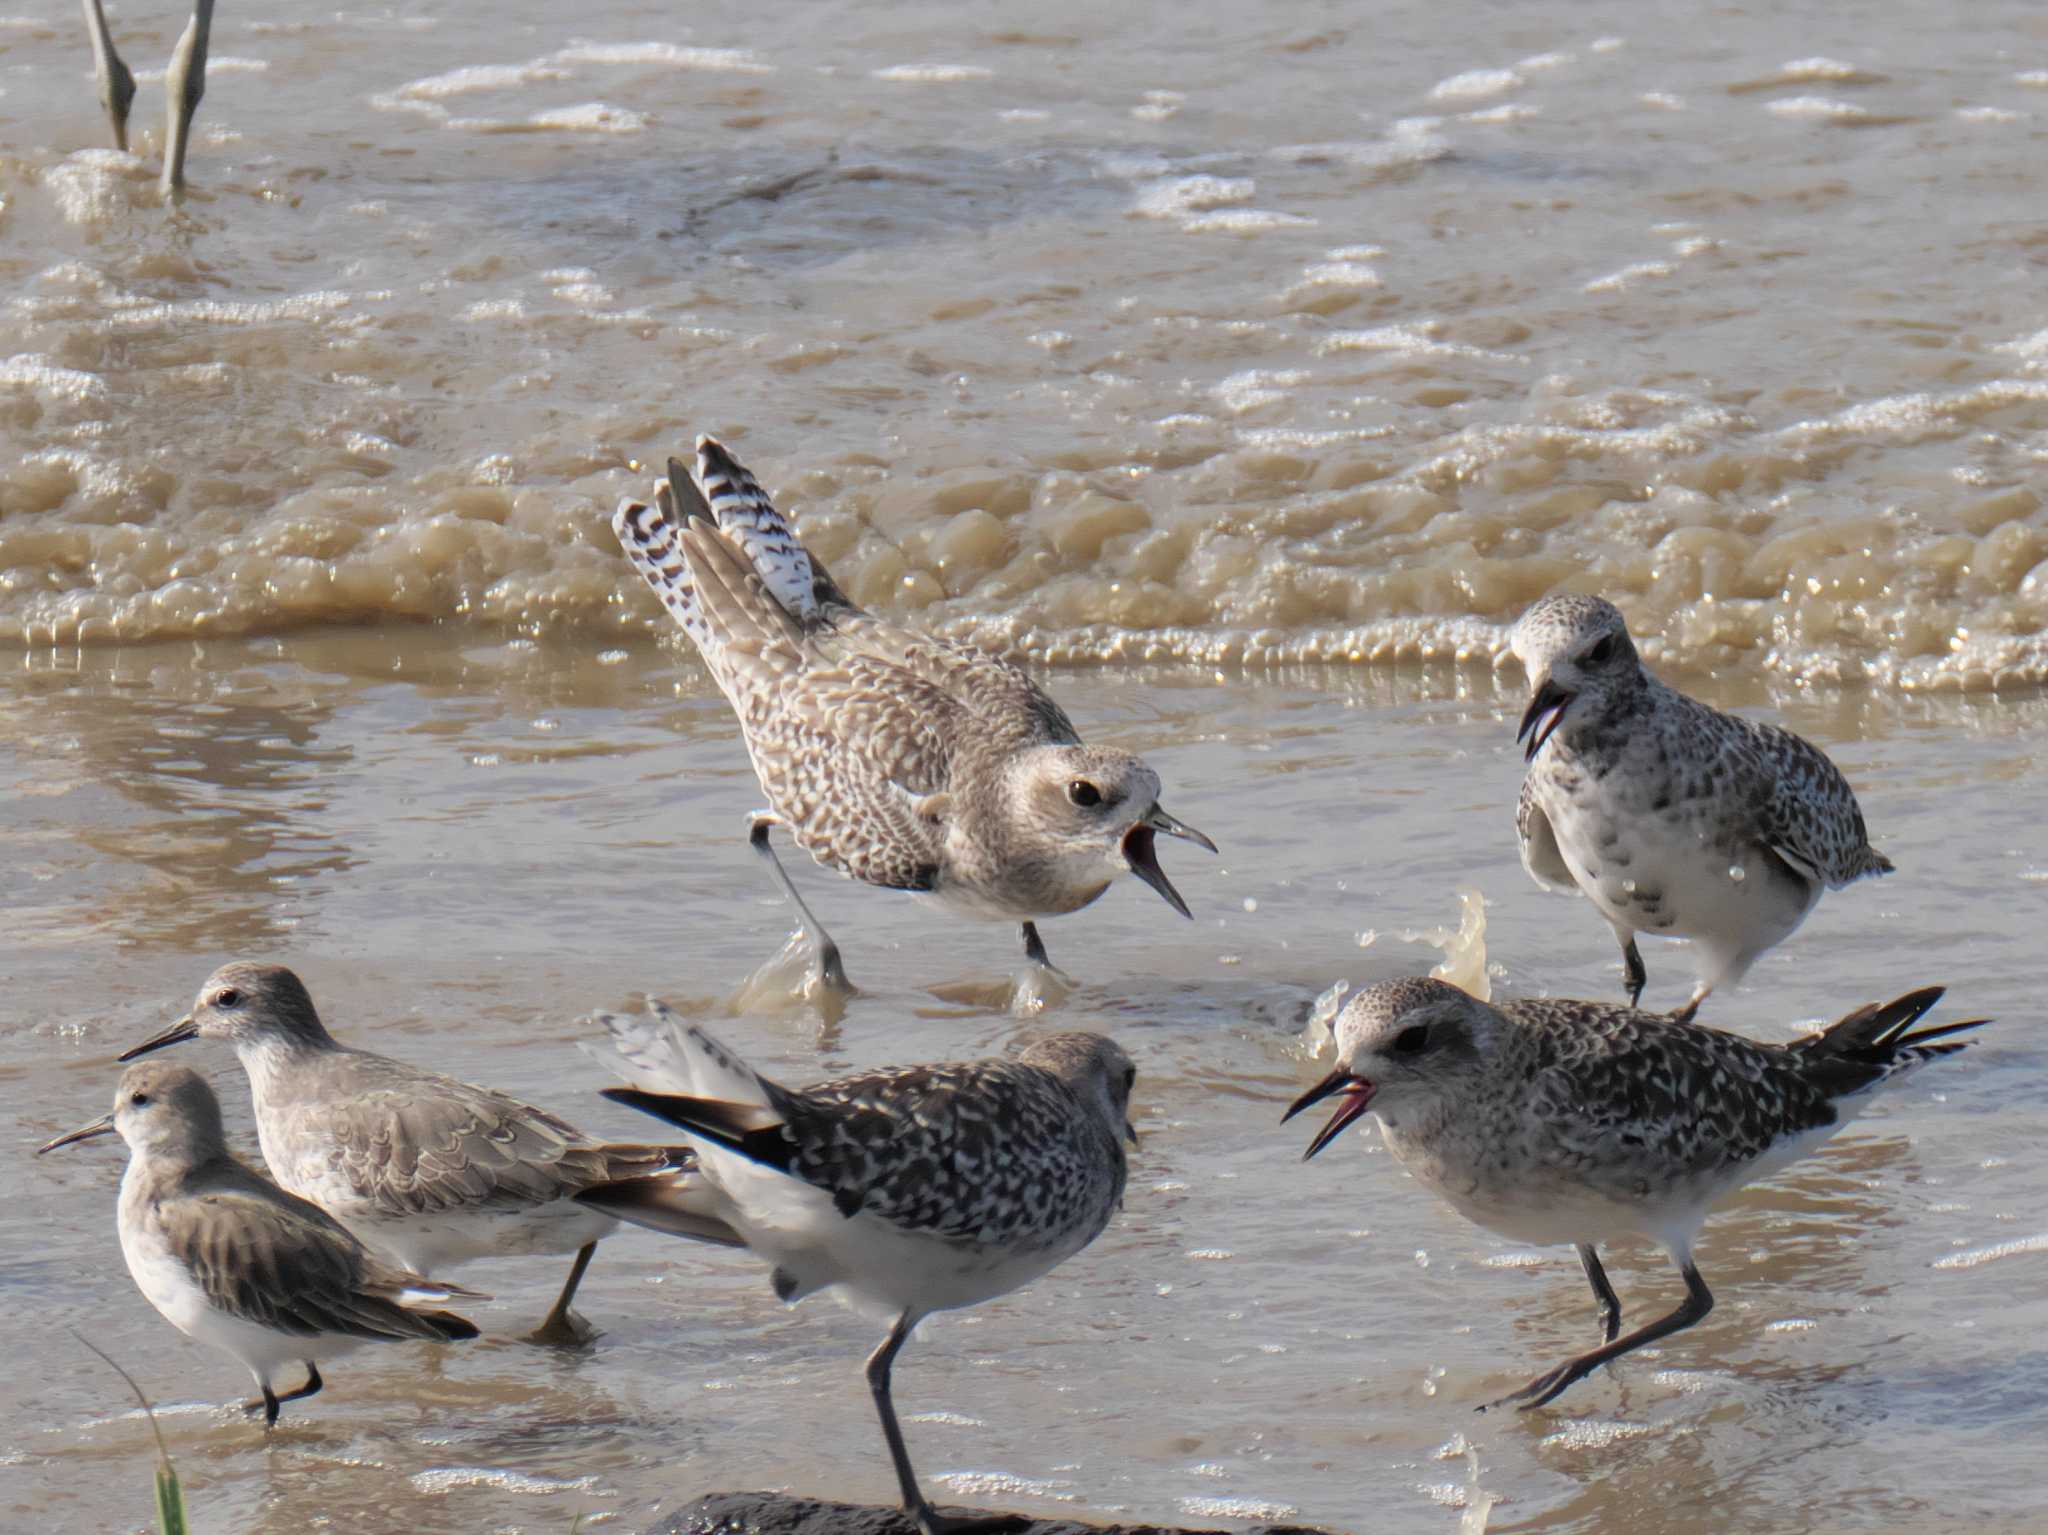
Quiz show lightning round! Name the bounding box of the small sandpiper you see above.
[1512,594,1893,1019]
[39,1062,484,1426]
[583,1000,1135,1535]
[611,436,1215,992]
[118,962,731,1345]
[1284,976,1984,1412]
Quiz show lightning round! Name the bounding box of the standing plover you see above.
[584,1000,1134,1534]
[611,436,1214,991]
[118,962,731,1345]
[1512,594,1893,1019]
[1285,976,1983,1412]
[39,1062,483,1426]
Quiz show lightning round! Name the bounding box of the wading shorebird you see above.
[1512,594,1892,1020]
[118,962,733,1345]
[611,436,1215,994]
[1285,976,1984,1412]
[584,1000,1135,1535]
[79,0,215,195]
[39,1062,483,1426]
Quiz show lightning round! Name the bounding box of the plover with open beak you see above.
[583,1000,1135,1534]
[611,436,1215,993]
[1285,976,1984,1412]
[39,1062,484,1426]
[1512,594,1893,1019]
[118,962,734,1345]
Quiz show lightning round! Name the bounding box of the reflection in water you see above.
[0,648,356,952]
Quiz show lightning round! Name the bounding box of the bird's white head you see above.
[1510,594,1641,761]
[39,1060,228,1166]
[1001,745,1216,918]
[1018,1031,1140,1146]
[119,961,335,1062]
[1283,977,1496,1158]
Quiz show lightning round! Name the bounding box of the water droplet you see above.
[1728,865,1746,883]
[1621,879,1637,894]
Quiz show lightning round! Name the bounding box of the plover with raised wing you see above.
[1512,594,1893,1019]
[583,1001,1134,1535]
[1285,976,1983,1411]
[118,962,735,1345]
[611,437,1214,993]
[39,1062,484,1426]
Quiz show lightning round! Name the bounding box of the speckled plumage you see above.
[612,437,1212,977]
[1512,594,1893,1016]
[1287,976,1984,1411]
[117,963,717,1339]
[38,1063,481,1425]
[588,1002,1135,1532]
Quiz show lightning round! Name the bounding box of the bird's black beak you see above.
[1282,1070,1378,1161]
[1123,805,1217,920]
[1516,675,1575,762]
[37,1112,116,1155]
[1125,1118,1140,1147]
[118,1014,197,1062]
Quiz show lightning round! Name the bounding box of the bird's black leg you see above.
[80,0,137,151]
[748,816,852,993]
[1481,1252,1713,1413]
[1021,921,1052,969]
[528,1242,598,1346]
[865,1310,1026,1535]
[274,1363,323,1407]
[1576,1243,1622,1344]
[244,1382,283,1428]
[1621,936,1648,1009]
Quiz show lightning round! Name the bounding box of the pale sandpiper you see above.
[39,1061,484,1426]
[1513,594,1893,1019]
[611,436,1215,992]
[582,1001,1134,1534]
[118,962,735,1345]
[1285,976,1983,1411]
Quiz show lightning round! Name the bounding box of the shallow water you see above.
[2,0,2047,1531]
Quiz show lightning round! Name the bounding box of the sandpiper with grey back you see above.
[582,1000,1135,1535]
[79,0,215,195]
[611,437,1215,994]
[118,962,735,1345]
[39,1062,483,1426]
[1284,976,1984,1412]
[1512,594,1893,1020]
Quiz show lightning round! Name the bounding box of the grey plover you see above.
[1512,594,1893,1019]
[39,1061,483,1426]
[583,1000,1134,1534]
[1284,975,1984,1412]
[611,436,1215,991]
[117,962,732,1345]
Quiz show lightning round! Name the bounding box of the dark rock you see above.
[647,1490,1338,1535]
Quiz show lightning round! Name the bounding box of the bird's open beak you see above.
[1123,805,1217,920]
[38,1112,115,1155]
[1516,675,1575,762]
[117,1014,197,1062]
[1282,1070,1378,1161]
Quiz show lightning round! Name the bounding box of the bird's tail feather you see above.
[582,999,774,1109]
[576,1171,748,1248]
[693,437,822,622]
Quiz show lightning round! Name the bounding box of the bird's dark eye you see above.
[1067,780,1102,808]
[1391,1024,1431,1055]
[214,988,241,1009]
[131,1092,150,1106]
[1122,1066,1137,1092]
[1585,634,1618,667]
